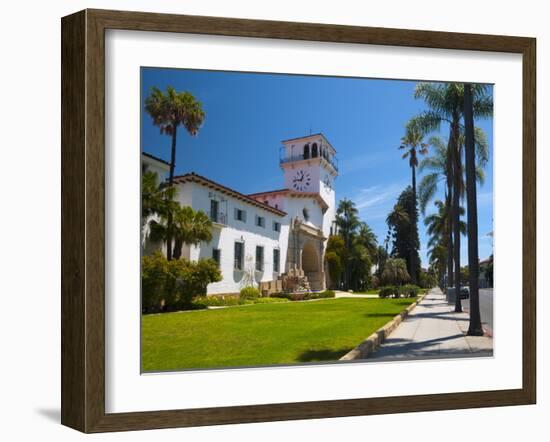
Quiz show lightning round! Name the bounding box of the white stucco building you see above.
[142,134,339,295]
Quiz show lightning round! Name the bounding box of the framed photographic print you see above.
[61,9,536,433]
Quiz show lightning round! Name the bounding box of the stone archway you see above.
[302,241,318,273]
[301,240,324,291]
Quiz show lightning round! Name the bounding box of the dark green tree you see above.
[374,245,388,280]
[325,235,345,289]
[335,199,360,289]
[399,119,429,284]
[386,187,421,281]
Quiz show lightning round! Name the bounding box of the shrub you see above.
[270,290,335,301]
[142,251,169,311]
[316,290,335,298]
[401,284,420,298]
[253,297,289,304]
[141,252,222,312]
[172,258,222,308]
[270,292,289,300]
[379,286,397,299]
[240,286,260,299]
[193,294,244,308]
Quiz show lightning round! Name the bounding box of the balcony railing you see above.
[279,152,338,172]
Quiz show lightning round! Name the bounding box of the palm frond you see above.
[418,173,439,215]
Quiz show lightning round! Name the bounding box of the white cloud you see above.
[346,182,408,221]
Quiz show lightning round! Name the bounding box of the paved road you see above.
[461,288,493,334]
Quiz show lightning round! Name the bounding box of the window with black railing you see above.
[212,248,221,267]
[210,200,219,223]
[273,248,280,273]
[234,242,244,270]
[256,246,264,272]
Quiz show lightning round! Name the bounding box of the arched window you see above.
[303,144,310,159]
[311,143,318,158]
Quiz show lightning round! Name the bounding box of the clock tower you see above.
[279,133,338,237]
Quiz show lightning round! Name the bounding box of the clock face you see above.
[323,174,332,190]
[292,169,312,191]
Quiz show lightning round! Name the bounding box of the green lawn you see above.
[142,297,415,371]
[354,289,380,294]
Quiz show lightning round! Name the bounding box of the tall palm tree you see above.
[356,222,378,258]
[144,86,205,259]
[171,206,213,260]
[336,198,360,289]
[149,205,213,260]
[399,120,428,284]
[463,83,484,336]
[427,242,447,287]
[141,171,176,219]
[417,135,455,291]
[424,200,466,289]
[424,200,466,249]
[419,132,488,214]
[418,131,488,292]
[413,83,492,312]
[386,204,410,227]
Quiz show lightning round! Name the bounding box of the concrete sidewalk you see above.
[368,288,493,361]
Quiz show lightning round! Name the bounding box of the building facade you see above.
[142,134,339,295]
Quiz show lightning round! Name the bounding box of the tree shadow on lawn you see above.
[297,348,353,362]
[363,313,396,319]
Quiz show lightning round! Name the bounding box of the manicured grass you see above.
[142,297,416,371]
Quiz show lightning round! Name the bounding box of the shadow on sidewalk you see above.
[370,333,493,359]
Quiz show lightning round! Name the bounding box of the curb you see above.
[339,293,427,361]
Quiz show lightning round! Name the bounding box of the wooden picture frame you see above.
[61,8,536,433]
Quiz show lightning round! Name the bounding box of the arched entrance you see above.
[302,241,324,291]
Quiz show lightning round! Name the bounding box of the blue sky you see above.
[141,67,494,267]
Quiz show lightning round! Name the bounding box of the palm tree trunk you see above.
[345,232,351,290]
[464,84,483,335]
[451,120,462,313]
[166,123,178,260]
[446,162,454,292]
[410,164,417,284]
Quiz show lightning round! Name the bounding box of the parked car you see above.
[460,286,470,299]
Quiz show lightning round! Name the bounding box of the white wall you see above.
[1,1,547,442]
[284,195,324,230]
[142,156,169,182]
[177,181,287,294]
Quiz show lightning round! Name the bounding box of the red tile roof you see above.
[173,173,287,217]
[142,151,170,166]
